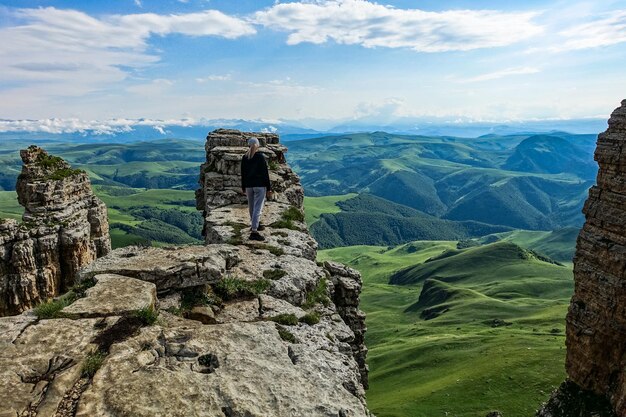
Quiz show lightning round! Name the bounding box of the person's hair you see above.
[245,137,260,158]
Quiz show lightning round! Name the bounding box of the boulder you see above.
[61,274,157,319]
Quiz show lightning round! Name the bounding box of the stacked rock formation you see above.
[1,131,371,416]
[537,101,626,416]
[0,146,110,316]
[196,129,303,222]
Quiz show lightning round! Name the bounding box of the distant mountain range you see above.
[0,116,607,143]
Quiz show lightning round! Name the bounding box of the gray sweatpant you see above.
[245,187,266,232]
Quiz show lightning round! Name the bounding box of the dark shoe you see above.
[257,224,266,231]
[249,232,265,241]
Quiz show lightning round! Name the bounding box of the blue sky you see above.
[0,0,625,131]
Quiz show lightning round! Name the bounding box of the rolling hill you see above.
[503,135,597,178]
[319,240,573,417]
[480,228,579,264]
[310,193,512,248]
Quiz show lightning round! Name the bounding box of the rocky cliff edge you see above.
[537,101,626,417]
[0,130,371,417]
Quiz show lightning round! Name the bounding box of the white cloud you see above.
[237,77,321,94]
[0,118,197,135]
[116,10,256,39]
[558,10,626,50]
[354,97,405,119]
[0,7,255,95]
[127,78,175,95]
[253,0,543,52]
[462,67,540,82]
[134,0,142,7]
[196,74,232,82]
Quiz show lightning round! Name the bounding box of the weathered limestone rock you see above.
[537,380,617,417]
[76,318,369,417]
[184,305,216,324]
[78,245,237,292]
[538,100,626,417]
[215,298,260,323]
[326,260,369,389]
[204,203,317,260]
[259,294,307,319]
[0,146,110,316]
[61,274,157,318]
[0,316,111,417]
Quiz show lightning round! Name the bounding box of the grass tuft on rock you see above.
[282,206,305,222]
[71,278,96,298]
[224,221,248,246]
[269,313,299,326]
[214,277,271,301]
[34,297,71,319]
[47,168,84,181]
[134,306,158,325]
[299,312,320,325]
[82,350,106,378]
[304,278,330,308]
[277,325,298,343]
[34,278,98,319]
[36,152,64,169]
[247,243,284,256]
[263,269,287,281]
[270,219,298,231]
[270,206,305,231]
[181,287,221,311]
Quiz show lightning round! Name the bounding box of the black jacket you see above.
[241,152,271,191]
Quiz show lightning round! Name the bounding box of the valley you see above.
[318,241,571,417]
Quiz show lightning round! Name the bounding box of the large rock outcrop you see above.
[1,131,371,416]
[537,101,626,416]
[0,146,110,316]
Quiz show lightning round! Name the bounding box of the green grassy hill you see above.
[0,191,22,220]
[390,242,572,319]
[480,228,579,264]
[1,132,595,231]
[0,140,205,247]
[504,135,597,178]
[95,186,201,248]
[303,193,357,226]
[319,241,573,417]
[310,194,512,248]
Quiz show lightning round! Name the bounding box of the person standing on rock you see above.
[241,137,272,241]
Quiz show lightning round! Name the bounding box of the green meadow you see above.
[0,191,22,221]
[319,241,571,417]
[303,193,357,226]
